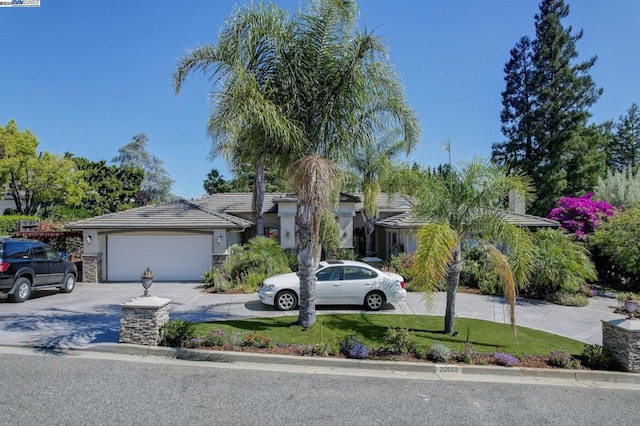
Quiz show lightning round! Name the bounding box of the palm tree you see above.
[174,0,419,330]
[173,3,300,236]
[280,0,420,329]
[411,159,536,335]
[343,129,416,256]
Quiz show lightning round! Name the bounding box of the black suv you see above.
[0,238,78,303]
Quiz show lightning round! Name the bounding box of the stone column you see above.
[602,318,640,372]
[82,253,102,283]
[120,296,171,346]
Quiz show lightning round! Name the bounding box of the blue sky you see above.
[1,1,638,200]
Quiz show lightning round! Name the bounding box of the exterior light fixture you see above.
[86,235,92,244]
[286,231,291,240]
[217,235,223,244]
[141,267,154,297]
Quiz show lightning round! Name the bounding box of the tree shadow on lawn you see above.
[0,305,120,350]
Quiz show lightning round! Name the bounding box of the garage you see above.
[107,234,212,281]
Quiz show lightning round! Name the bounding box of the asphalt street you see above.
[1,347,638,426]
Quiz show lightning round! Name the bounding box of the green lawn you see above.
[194,314,586,356]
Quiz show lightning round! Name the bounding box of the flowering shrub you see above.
[242,333,272,349]
[203,328,228,347]
[427,342,452,362]
[383,253,414,282]
[348,343,369,359]
[548,193,614,239]
[548,350,579,369]
[494,352,520,367]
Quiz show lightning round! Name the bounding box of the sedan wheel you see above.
[364,292,384,311]
[275,290,298,311]
[9,277,32,303]
[60,274,76,293]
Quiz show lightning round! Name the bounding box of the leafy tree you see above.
[492,0,603,215]
[594,167,640,209]
[547,193,614,239]
[203,169,232,195]
[175,0,419,329]
[411,159,535,335]
[342,129,416,255]
[0,120,85,215]
[70,156,144,215]
[608,103,640,173]
[591,208,640,278]
[113,133,173,204]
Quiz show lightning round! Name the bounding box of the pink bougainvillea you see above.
[548,193,614,239]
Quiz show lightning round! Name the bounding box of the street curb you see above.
[82,343,640,384]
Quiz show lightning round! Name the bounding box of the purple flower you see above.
[348,343,369,359]
[494,352,520,367]
[548,193,614,239]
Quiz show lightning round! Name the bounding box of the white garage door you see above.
[107,234,212,281]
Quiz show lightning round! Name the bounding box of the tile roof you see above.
[67,199,253,230]
[376,210,560,229]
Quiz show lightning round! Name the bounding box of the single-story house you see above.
[67,192,558,282]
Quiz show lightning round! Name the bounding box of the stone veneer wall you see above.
[120,303,170,346]
[82,253,102,283]
[602,319,640,372]
[212,254,227,268]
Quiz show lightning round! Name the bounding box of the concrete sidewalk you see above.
[0,282,626,349]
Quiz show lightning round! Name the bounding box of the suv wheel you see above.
[60,274,76,293]
[9,277,32,303]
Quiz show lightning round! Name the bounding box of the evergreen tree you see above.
[492,0,603,216]
[609,103,640,173]
[113,133,174,204]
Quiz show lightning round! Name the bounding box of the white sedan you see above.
[258,260,407,311]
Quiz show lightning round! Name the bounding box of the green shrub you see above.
[456,341,474,364]
[237,271,266,293]
[548,349,579,369]
[159,320,196,347]
[427,342,452,362]
[0,215,38,235]
[528,229,597,295]
[581,344,621,371]
[332,248,359,261]
[382,326,414,355]
[546,292,589,307]
[203,328,228,347]
[203,268,231,292]
[460,243,503,295]
[384,253,414,282]
[204,237,291,293]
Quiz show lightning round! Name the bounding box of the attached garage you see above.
[107,234,213,281]
[67,199,253,282]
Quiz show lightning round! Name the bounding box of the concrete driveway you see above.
[0,282,625,349]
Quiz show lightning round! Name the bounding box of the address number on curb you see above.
[436,365,461,374]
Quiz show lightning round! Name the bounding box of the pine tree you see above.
[609,103,640,172]
[492,0,603,216]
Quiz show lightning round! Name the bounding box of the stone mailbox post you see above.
[602,318,640,372]
[119,268,171,346]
